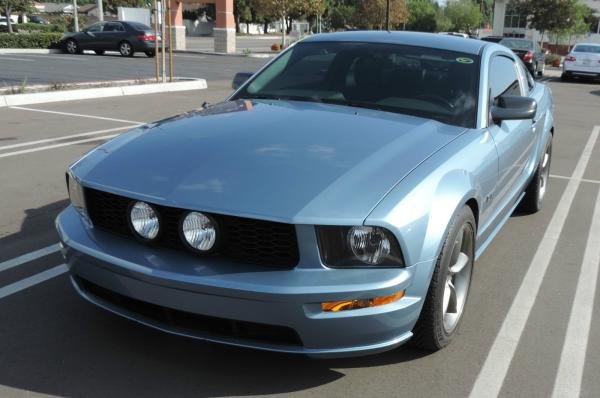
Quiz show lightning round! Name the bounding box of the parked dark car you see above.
[499,38,545,76]
[60,21,161,57]
[480,36,504,43]
[28,15,49,24]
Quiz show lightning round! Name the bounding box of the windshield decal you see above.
[456,57,474,64]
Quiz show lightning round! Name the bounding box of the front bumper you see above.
[56,206,424,358]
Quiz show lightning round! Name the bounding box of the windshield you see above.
[573,45,600,54]
[500,39,533,50]
[233,41,480,128]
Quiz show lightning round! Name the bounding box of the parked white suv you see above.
[562,43,600,81]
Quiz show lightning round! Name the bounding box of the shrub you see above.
[545,53,561,65]
[15,23,66,33]
[0,32,63,49]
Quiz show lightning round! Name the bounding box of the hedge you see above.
[14,23,66,33]
[0,32,63,49]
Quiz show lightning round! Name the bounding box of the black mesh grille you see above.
[84,187,300,268]
[76,277,302,347]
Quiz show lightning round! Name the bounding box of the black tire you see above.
[518,138,552,214]
[94,50,105,55]
[412,206,476,351]
[561,73,569,82]
[119,41,134,57]
[537,61,544,77]
[145,50,156,58]
[64,38,80,54]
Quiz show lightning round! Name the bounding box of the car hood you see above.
[73,100,466,224]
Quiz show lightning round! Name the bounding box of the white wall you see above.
[117,7,151,27]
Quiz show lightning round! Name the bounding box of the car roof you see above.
[573,42,600,47]
[301,31,486,55]
[500,38,533,42]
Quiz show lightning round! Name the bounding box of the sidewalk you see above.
[185,35,281,56]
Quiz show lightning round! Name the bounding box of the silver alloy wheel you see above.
[538,143,552,205]
[120,42,132,56]
[66,40,77,54]
[442,223,474,333]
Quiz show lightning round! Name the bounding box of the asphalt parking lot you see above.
[0,52,267,85]
[0,75,599,398]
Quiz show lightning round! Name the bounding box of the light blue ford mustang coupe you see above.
[56,31,554,357]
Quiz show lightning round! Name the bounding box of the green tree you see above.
[407,0,437,32]
[355,0,409,30]
[444,0,482,33]
[234,0,253,33]
[549,1,593,48]
[511,0,580,46]
[1,0,34,33]
[436,8,453,32]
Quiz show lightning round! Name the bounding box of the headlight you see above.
[181,212,217,252]
[66,170,90,223]
[316,225,404,267]
[129,201,160,240]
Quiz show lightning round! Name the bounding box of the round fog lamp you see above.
[130,201,159,240]
[347,226,391,265]
[182,212,216,252]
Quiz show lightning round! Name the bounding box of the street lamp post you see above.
[386,0,390,31]
[97,0,103,22]
[72,0,79,32]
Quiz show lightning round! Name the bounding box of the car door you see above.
[79,22,104,50]
[487,54,536,208]
[101,22,128,51]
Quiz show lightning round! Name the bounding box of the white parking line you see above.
[15,54,88,61]
[10,106,144,125]
[0,264,68,300]
[0,56,34,62]
[469,125,600,398]
[0,125,139,151]
[0,244,61,273]
[552,187,600,398]
[0,134,118,159]
[550,174,600,185]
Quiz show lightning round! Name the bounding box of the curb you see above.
[0,48,61,54]
[0,78,207,107]
[174,49,275,58]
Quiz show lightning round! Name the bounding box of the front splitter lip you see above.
[71,275,413,358]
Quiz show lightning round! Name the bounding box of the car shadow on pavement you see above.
[0,200,430,397]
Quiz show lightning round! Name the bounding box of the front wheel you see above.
[537,61,544,76]
[412,206,476,350]
[64,39,80,54]
[94,50,105,55]
[119,41,134,57]
[518,138,552,214]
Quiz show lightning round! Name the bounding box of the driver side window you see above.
[489,56,522,100]
[87,23,104,33]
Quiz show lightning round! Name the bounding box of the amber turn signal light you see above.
[321,291,405,312]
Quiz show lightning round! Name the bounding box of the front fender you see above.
[365,130,497,298]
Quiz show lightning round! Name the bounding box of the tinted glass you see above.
[489,56,521,98]
[234,41,480,128]
[573,45,600,54]
[103,22,124,32]
[130,22,153,31]
[500,39,533,50]
[86,22,103,32]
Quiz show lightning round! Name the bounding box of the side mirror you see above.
[491,95,537,123]
[232,72,253,90]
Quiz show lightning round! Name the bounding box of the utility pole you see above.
[97,0,103,22]
[386,0,390,31]
[72,0,79,32]
[153,0,159,82]
[167,1,173,82]
[161,1,166,83]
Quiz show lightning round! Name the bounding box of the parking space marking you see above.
[470,125,600,398]
[552,187,600,398]
[16,54,89,61]
[0,56,34,62]
[0,125,139,151]
[550,174,600,185]
[10,106,145,125]
[0,244,60,273]
[0,134,118,159]
[0,264,67,300]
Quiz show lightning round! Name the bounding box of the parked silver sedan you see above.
[562,43,600,81]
